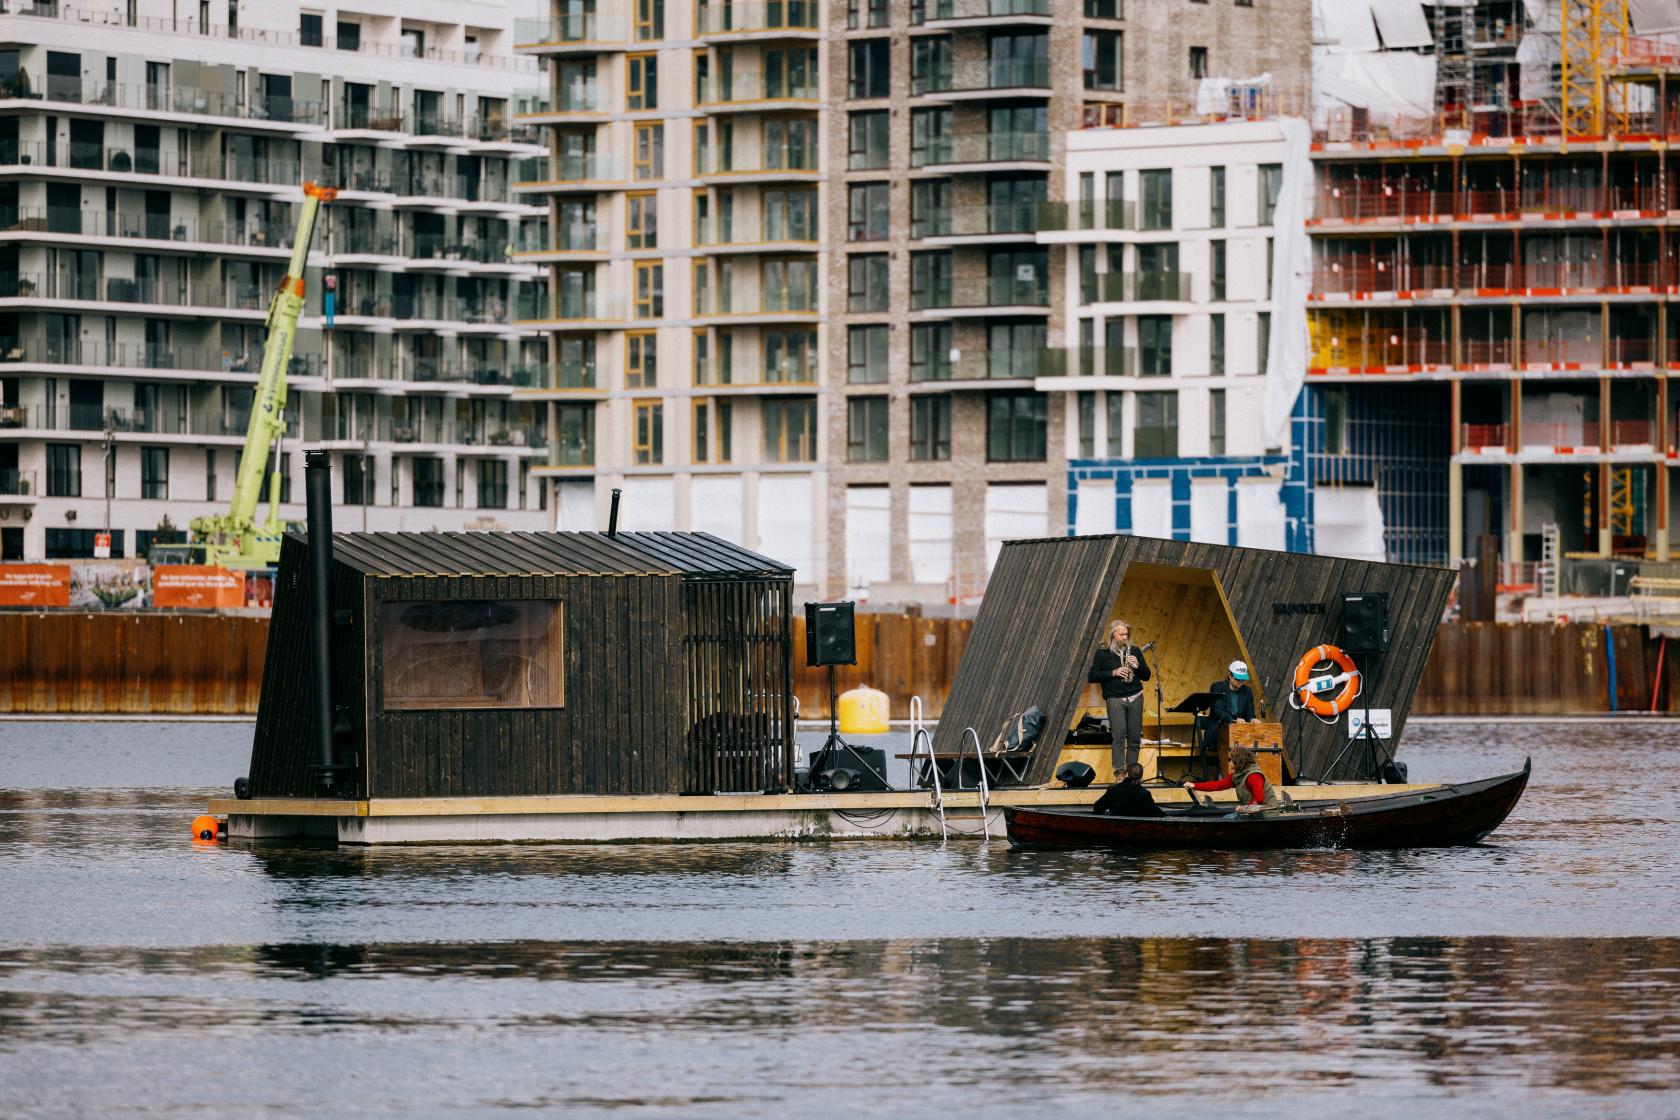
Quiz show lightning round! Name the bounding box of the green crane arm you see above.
[228,181,336,527]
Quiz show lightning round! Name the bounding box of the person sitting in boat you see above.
[1091,762,1163,817]
[1182,745,1282,814]
[1198,659,1257,757]
[1088,619,1151,775]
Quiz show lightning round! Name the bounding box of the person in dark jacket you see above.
[1093,762,1163,817]
[1089,619,1151,775]
[1199,659,1258,757]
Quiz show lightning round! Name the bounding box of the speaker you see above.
[1339,592,1389,653]
[1055,761,1097,789]
[812,745,889,791]
[805,600,857,666]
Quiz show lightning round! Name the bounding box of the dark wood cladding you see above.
[246,530,793,800]
[933,536,1457,784]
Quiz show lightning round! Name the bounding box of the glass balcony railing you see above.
[927,58,1052,94]
[918,130,1050,166]
[914,201,1051,237]
[514,13,631,46]
[0,206,292,248]
[0,336,323,376]
[5,75,325,124]
[554,360,598,389]
[696,148,820,176]
[0,468,37,496]
[919,0,1052,20]
[1082,272,1193,303]
[0,139,301,186]
[696,0,820,34]
[700,74,821,104]
[912,276,1049,310]
[515,154,622,185]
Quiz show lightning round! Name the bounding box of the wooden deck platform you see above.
[208,782,1433,845]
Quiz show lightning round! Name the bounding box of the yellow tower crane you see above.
[1561,0,1630,137]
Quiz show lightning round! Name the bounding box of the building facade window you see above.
[1139,315,1172,375]
[626,331,657,387]
[633,121,663,179]
[910,322,952,381]
[1082,30,1121,91]
[848,110,889,170]
[910,106,951,166]
[1140,169,1172,230]
[848,253,889,311]
[849,324,889,383]
[635,0,664,40]
[910,395,952,460]
[1260,163,1283,225]
[46,443,80,497]
[633,398,663,464]
[343,453,373,505]
[1105,393,1125,456]
[1210,313,1226,375]
[556,403,595,466]
[849,38,890,99]
[847,396,889,461]
[477,460,508,509]
[634,261,663,318]
[1085,0,1121,16]
[1134,392,1178,458]
[1210,389,1226,455]
[299,12,323,46]
[912,250,954,310]
[911,178,951,237]
[986,393,1047,461]
[763,398,816,462]
[1258,312,1271,373]
[627,191,657,249]
[1210,166,1226,227]
[1189,46,1208,79]
[848,182,891,241]
[413,457,444,507]
[1210,240,1226,302]
[141,446,168,499]
[627,53,657,110]
[1077,392,1095,458]
[765,328,817,382]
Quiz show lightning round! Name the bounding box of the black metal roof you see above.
[290,530,791,579]
[610,531,794,578]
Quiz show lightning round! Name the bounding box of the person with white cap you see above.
[1197,659,1258,761]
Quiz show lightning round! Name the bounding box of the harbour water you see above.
[2,718,1678,1118]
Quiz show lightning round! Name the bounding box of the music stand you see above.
[1160,690,1218,783]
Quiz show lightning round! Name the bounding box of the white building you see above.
[0,0,551,562]
[1036,118,1310,550]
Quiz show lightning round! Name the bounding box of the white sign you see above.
[1347,709,1393,739]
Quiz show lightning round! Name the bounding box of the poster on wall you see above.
[244,569,276,609]
[0,565,72,608]
[153,566,245,610]
[69,561,151,609]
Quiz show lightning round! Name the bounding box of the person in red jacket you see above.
[1182,745,1281,814]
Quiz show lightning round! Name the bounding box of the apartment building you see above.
[1035,120,1304,552]
[0,0,551,563]
[824,0,1310,605]
[515,0,828,586]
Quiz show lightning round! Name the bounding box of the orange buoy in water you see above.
[190,815,221,842]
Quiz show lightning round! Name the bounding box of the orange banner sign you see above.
[153,566,245,610]
[0,564,72,608]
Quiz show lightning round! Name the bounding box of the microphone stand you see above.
[1144,642,1170,786]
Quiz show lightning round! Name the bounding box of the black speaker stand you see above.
[1314,649,1399,783]
[804,664,890,792]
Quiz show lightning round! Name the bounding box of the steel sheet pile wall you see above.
[791,612,974,718]
[1415,622,1671,715]
[0,611,265,713]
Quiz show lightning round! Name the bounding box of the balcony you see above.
[1461,423,1509,451]
[0,337,322,377]
[512,155,623,193]
[0,139,301,191]
[919,0,1053,25]
[0,206,293,251]
[699,74,821,109]
[695,287,820,321]
[1520,421,1601,451]
[0,468,37,498]
[1083,271,1193,303]
[514,14,631,52]
[2,75,324,127]
[1311,334,1453,372]
[695,150,820,181]
[916,130,1049,171]
[916,200,1053,242]
[912,275,1049,314]
[1311,182,1674,227]
[0,272,283,314]
[920,58,1052,99]
[696,0,820,37]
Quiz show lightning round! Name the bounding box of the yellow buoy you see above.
[837,685,891,734]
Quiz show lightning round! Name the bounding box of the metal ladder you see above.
[1539,522,1561,600]
[950,726,992,840]
[905,695,945,841]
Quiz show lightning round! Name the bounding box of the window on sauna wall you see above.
[381,600,564,710]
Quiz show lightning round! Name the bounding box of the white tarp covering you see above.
[1321,0,1381,52]
[618,477,674,532]
[1129,480,1173,539]
[1314,47,1439,117]
[690,475,744,544]
[844,486,891,599]
[1517,25,1559,103]
[1630,0,1680,33]
[908,485,953,586]
[1370,0,1432,48]
[1190,478,1229,545]
[758,475,813,581]
[554,481,595,531]
[1236,479,1287,552]
[984,483,1047,575]
[1262,116,1315,449]
[1312,486,1387,563]
[1075,477,1117,535]
[1195,73,1271,117]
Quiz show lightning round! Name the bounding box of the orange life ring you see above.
[1289,644,1361,718]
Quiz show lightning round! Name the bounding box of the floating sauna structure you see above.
[215,528,1453,844]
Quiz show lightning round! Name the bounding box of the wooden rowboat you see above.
[1004,760,1531,851]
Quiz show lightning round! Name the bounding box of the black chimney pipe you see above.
[607,487,622,537]
[304,449,337,794]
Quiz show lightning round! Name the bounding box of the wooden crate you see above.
[1218,721,1285,786]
